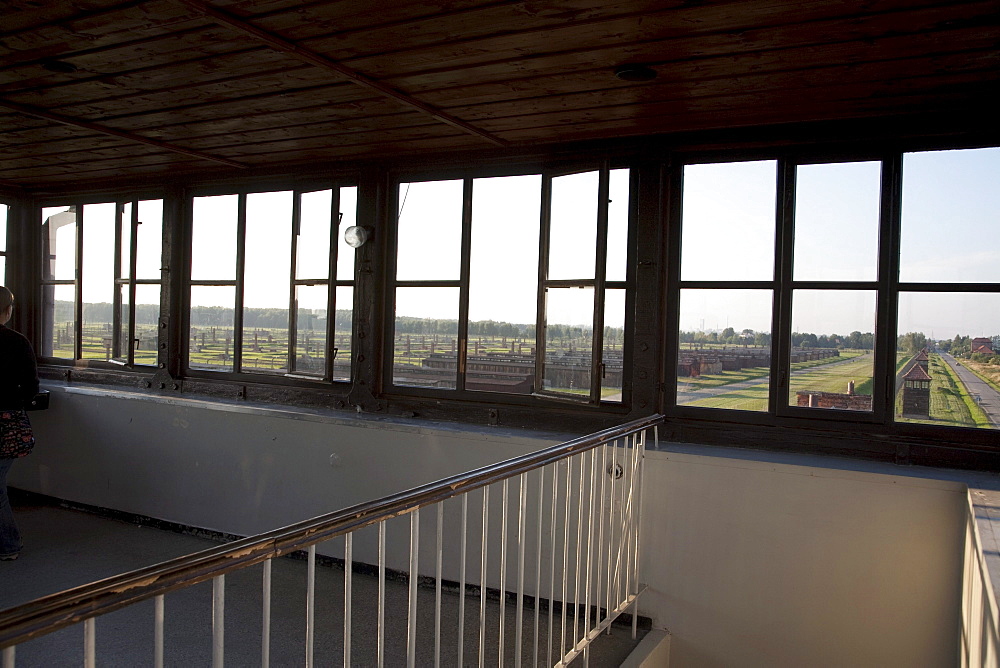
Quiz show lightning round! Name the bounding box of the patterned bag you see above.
[0,409,34,458]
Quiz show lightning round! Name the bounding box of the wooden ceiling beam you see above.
[0,98,247,169]
[177,0,508,147]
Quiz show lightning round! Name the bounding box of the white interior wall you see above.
[10,385,967,667]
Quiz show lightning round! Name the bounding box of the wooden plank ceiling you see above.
[1,0,997,189]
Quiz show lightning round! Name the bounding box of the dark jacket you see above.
[0,324,39,410]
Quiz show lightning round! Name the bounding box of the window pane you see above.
[677,289,772,412]
[549,171,597,280]
[393,287,459,388]
[42,284,75,359]
[118,283,161,367]
[337,186,358,282]
[133,284,160,366]
[0,257,5,283]
[606,168,630,282]
[333,286,352,382]
[896,292,1000,429]
[243,191,292,376]
[396,180,463,281]
[602,288,626,402]
[189,286,236,371]
[900,147,1000,283]
[191,195,237,280]
[120,202,132,279]
[0,203,7,252]
[681,161,776,281]
[789,290,875,411]
[42,206,76,281]
[467,174,541,395]
[116,284,130,363]
[136,200,163,280]
[793,162,880,281]
[81,203,116,361]
[542,287,594,396]
[292,284,327,376]
[297,189,331,280]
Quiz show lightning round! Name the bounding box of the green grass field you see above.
[682,352,872,412]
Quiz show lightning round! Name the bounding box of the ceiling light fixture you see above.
[41,60,78,74]
[614,64,657,82]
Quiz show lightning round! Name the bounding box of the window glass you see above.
[606,169,630,282]
[0,257,5,282]
[332,285,353,382]
[0,203,7,252]
[191,195,237,280]
[681,161,776,281]
[297,189,331,281]
[243,191,292,376]
[677,289,772,412]
[900,147,1000,283]
[337,186,358,282]
[467,174,541,394]
[43,284,76,359]
[549,171,598,280]
[293,284,328,376]
[81,203,116,361]
[393,287,460,388]
[189,286,236,371]
[542,287,594,396]
[135,199,163,280]
[396,180,463,280]
[789,290,876,411]
[896,292,1000,429]
[120,202,133,279]
[132,284,160,366]
[793,162,880,281]
[42,206,76,281]
[602,288,626,402]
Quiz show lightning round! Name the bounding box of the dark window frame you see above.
[36,196,164,369]
[666,145,1000,444]
[382,161,636,411]
[182,183,358,385]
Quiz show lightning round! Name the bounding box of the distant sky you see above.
[31,147,1000,338]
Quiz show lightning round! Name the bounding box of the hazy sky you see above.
[31,146,1000,338]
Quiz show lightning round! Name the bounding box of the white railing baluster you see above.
[344,534,352,668]
[574,454,585,648]
[533,467,545,668]
[154,594,165,668]
[632,431,647,640]
[378,521,386,668]
[606,439,617,633]
[435,503,443,668]
[212,575,224,668]
[407,510,420,668]
[2,645,13,668]
[262,560,271,668]
[596,444,607,629]
[561,459,571,657]
[458,494,468,666]
[499,479,509,665]
[479,485,490,668]
[306,545,315,668]
[548,464,558,668]
[84,618,95,668]
[515,472,527,668]
[585,448,596,640]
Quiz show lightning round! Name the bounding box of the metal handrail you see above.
[0,414,663,649]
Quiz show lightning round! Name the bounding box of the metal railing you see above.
[0,414,661,667]
[961,495,1000,668]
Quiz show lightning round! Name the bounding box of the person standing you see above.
[0,286,39,561]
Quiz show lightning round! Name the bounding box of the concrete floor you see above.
[1,495,646,667]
